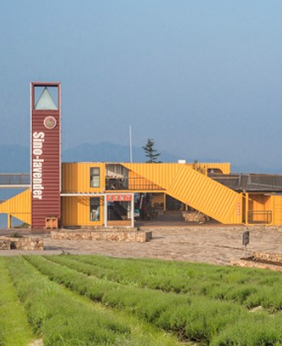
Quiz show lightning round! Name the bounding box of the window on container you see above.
[90,197,100,221]
[90,167,100,187]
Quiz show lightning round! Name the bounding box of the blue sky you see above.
[1,1,282,170]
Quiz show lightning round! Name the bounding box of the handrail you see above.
[106,177,162,191]
[0,174,30,185]
[248,210,272,224]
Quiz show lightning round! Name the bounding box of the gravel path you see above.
[1,224,282,266]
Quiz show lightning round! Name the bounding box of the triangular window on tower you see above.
[35,87,58,110]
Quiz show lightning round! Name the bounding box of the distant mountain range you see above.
[0,141,181,174]
[62,142,180,164]
[0,142,281,174]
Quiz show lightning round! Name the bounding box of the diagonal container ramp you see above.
[0,189,31,225]
[167,165,242,224]
[124,163,242,224]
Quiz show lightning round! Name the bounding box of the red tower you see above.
[30,82,61,229]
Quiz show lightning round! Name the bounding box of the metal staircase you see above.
[124,163,242,224]
[166,165,242,224]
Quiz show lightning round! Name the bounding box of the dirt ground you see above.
[1,211,282,265]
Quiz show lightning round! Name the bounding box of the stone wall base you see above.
[0,239,10,250]
[181,211,209,223]
[0,236,44,251]
[52,228,152,243]
[231,252,282,272]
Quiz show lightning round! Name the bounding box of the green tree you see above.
[143,138,162,163]
[192,160,206,175]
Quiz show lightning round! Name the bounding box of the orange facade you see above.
[1,162,282,227]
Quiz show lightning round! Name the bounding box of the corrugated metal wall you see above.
[0,189,31,225]
[127,170,163,191]
[124,163,231,190]
[167,165,242,224]
[124,163,241,224]
[272,196,282,225]
[61,163,105,226]
[62,163,232,225]
[61,196,104,226]
[3,161,282,226]
[62,163,105,192]
[249,195,271,208]
[123,163,183,189]
[247,194,272,224]
[31,83,61,228]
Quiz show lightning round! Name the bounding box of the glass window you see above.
[90,167,100,187]
[90,197,100,221]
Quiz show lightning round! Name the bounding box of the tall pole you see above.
[129,125,133,163]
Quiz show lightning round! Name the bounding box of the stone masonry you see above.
[0,236,43,251]
[51,228,152,243]
[231,252,282,272]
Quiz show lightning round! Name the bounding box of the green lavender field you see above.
[1,255,282,345]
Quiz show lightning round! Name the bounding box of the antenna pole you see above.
[129,125,133,163]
